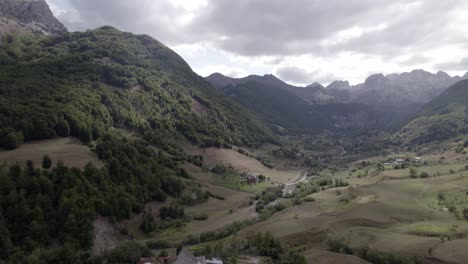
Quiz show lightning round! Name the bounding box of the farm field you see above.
[184,145,301,184]
[227,150,468,263]
[0,137,103,169]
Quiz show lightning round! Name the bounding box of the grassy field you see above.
[230,153,468,263]
[303,248,371,264]
[110,145,468,263]
[0,137,103,169]
[185,146,271,173]
[184,145,301,184]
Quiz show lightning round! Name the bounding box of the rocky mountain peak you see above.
[0,0,67,37]
[326,80,350,90]
[436,71,451,78]
[364,73,387,86]
[306,82,324,89]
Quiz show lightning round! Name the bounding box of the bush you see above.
[42,155,52,169]
[146,240,174,250]
[419,171,429,178]
[193,213,208,221]
[1,131,24,149]
[106,241,149,263]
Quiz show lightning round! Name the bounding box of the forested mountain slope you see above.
[0,26,274,150]
[396,79,468,144]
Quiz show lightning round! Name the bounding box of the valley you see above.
[1,1,468,263]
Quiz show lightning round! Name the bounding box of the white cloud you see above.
[45,0,468,85]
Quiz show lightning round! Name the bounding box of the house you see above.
[395,159,405,163]
[414,157,422,162]
[138,258,156,264]
[158,256,174,263]
[206,258,223,264]
[240,172,259,184]
[174,248,206,264]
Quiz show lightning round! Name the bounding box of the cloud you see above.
[47,0,194,44]
[276,66,337,85]
[190,0,465,58]
[398,55,430,66]
[435,57,468,71]
[45,0,468,84]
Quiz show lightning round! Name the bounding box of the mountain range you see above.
[206,70,468,133]
[207,73,380,133]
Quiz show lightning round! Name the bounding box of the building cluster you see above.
[240,171,261,184]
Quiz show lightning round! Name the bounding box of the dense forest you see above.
[0,131,190,263]
[0,26,275,150]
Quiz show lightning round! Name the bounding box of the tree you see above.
[140,212,156,233]
[410,167,418,178]
[176,244,183,255]
[42,155,52,169]
[56,119,70,137]
[2,132,23,150]
[158,249,168,258]
[79,125,93,143]
[463,208,468,221]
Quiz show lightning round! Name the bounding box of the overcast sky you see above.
[46,0,468,85]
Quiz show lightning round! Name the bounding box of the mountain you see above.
[206,73,380,133]
[396,79,468,144]
[349,70,464,105]
[0,0,67,37]
[206,72,295,90]
[0,26,275,150]
[319,70,467,124]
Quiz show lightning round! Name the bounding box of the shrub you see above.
[42,155,52,169]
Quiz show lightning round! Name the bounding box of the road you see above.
[282,170,308,196]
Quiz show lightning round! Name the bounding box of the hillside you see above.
[0,0,67,37]
[396,79,468,144]
[0,26,274,150]
[208,71,468,130]
[0,24,281,263]
[222,81,328,133]
[207,73,381,133]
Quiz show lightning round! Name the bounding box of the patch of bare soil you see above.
[92,217,126,255]
[191,97,209,115]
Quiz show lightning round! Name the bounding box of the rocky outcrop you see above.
[0,0,67,37]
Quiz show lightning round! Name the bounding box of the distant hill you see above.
[0,0,67,37]
[396,79,468,144]
[207,70,468,131]
[207,73,380,133]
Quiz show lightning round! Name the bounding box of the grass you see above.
[147,148,468,263]
[0,137,103,169]
[211,173,277,194]
[407,224,457,237]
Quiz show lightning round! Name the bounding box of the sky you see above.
[46,0,468,86]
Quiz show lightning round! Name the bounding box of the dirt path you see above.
[283,170,308,196]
